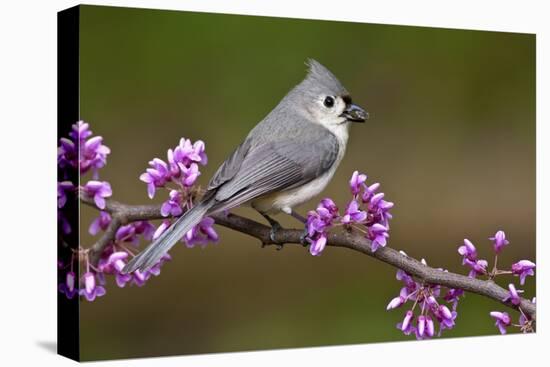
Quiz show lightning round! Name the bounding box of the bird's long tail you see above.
[122,199,213,274]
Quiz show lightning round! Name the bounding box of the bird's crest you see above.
[303,58,347,96]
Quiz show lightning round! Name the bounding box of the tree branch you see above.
[79,193,536,321]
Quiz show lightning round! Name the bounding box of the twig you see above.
[79,193,536,321]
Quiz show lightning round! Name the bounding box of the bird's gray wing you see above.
[207,138,252,191]
[209,127,339,213]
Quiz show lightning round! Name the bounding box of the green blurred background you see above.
[77,5,535,361]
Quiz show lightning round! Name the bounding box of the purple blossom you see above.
[444,288,464,310]
[389,265,459,339]
[309,234,327,256]
[416,315,427,339]
[368,223,389,252]
[98,251,132,287]
[437,305,457,332]
[179,162,201,187]
[398,310,415,335]
[458,239,477,263]
[361,182,380,203]
[191,140,208,164]
[140,138,207,199]
[132,221,155,241]
[386,295,405,310]
[489,230,509,254]
[319,198,338,217]
[114,222,155,245]
[83,180,112,209]
[305,200,338,256]
[305,172,393,256]
[79,272,106,301]
[503,283,523,305]
[425,316,435,338]
[130,254,171,286]
[184,217,219,247]
[131,270,149,287]
[57,137,77,171]
[307,215,328,236]
[174,138,208,166]
[57,181,74,208]
[117,226,138,246]
[58,210,71,234]
[396,269,415,288]
[341,199,367,224]
[140,158,170,199]
[89,211,112,235]
[58,121,111,177]
[161,190,184,217]
[166,148,180,176]
[349,170,367,196]
[511,260,536,285]
[81,136,111,177]
[69,120,92,141]
[490,311,511,334]
[147,253,172,276]
[463,258,488,278]
[362,183,393,251]
[58,271,78,299]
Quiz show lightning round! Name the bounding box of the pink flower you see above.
[503,283,523,305]
[349,170,367,196]
[84,180,112,209]
[490,311,511,334]
[79,272,106,301]
[489,230,509,253]
[511,260,535,285]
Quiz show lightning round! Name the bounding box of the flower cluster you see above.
[490,296,536,335]
[57,181,75,209]
[58,120,110,178]
[60,216,170,302]
[305,171,394,256]
[58,131,220,302]
[98,250,171,288]
[387,229,536,339]
[462,230,536,335]
[140,137,207,199]
[305,198,338,256]
[458,239,489,278]
[58,121,172,302]
[184,217,219,247]
[139,138,218,249]
[386,257,462,340]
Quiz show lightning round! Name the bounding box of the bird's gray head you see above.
[285,59,368,129]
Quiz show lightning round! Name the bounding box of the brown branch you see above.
[79,193,536,321]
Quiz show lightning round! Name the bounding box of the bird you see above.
[122,59,368,273]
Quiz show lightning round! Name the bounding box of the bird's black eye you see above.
[323,96,335,108]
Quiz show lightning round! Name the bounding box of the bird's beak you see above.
[341,103,368,123]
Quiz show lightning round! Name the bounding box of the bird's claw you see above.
[269,222,282,243]
[269,223,286,250]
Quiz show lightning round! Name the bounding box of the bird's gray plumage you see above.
[123,59,358,274]
[211,124,339,212]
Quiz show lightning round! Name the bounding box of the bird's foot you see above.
[269,222,284,249]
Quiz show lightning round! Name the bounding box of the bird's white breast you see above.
[251,121,349,215]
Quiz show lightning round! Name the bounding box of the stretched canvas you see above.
[58,5,536,361]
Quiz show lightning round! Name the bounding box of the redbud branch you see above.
[79,193,536,321]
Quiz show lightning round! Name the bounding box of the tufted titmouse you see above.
[123,59,368,273]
